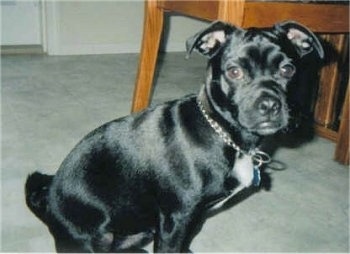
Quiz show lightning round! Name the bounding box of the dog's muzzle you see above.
[256,96,281,118]
[238,85,289,136]
[253,93,287,135]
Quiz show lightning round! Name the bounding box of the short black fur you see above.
[25,20,323,253]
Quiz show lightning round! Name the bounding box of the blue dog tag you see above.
[253,166,261,186]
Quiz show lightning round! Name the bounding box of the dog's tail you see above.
[25,171,54,223]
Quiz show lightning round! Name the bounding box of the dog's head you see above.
[187,21,323,136]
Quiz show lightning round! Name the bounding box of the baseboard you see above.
[47,42,187,56]
[164,42,188,53]
[1,43,186,56]
[1,45,44,55]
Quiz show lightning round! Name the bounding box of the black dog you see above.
[25,20,323,253]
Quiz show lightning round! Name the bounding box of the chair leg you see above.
[131,1,164,113]
[334,81,349,165]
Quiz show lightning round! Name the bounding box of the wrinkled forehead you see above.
[223,32,291,68]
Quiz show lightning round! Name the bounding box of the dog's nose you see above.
[257,97,281,116]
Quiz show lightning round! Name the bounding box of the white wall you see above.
[1,0,42,45]
[162,15,209,52]
[45,1,208,55]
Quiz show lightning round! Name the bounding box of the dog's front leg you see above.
[154,210,193,253]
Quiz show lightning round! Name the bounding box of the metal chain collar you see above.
[196,96,271,167]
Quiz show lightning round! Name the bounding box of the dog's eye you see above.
[227,66,244,80]
[280,64,295,78]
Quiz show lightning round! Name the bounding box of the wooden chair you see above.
[131,0,349,164]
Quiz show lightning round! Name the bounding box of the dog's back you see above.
[25,172,53,224]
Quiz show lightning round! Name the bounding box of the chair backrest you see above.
[158,0,349,32]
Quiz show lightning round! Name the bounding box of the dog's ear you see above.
[274,20,324,59]
[186,21,236,59]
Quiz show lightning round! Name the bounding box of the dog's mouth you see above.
[253,121,283,135]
